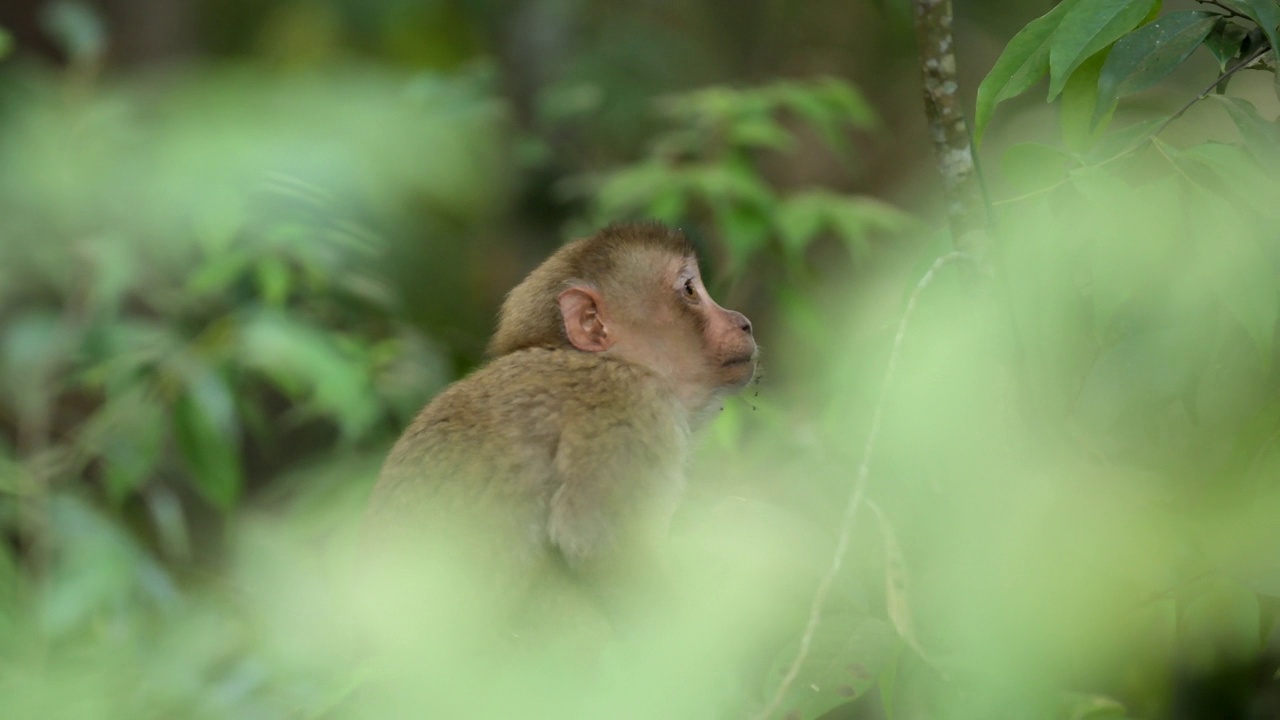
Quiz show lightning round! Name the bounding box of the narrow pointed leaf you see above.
[1215,95,1280,172]
[974,0,1085,144]
[1205,19,1248,71]
[1230,0,1280,100]
[1048,0,1159,100]
[1094,12,1217,127]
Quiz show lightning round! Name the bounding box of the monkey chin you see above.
[718,355,758,390]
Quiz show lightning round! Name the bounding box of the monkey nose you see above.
[730,311,752,336]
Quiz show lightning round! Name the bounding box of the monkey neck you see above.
[671,381,727,434]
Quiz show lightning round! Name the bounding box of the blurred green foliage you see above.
[1,0,1280,718]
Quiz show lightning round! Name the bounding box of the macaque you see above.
[362,221,757,640]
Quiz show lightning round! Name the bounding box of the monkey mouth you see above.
[722,354,756,368]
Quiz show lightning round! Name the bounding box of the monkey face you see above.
[669,258,758,391]
[605,254,757,397]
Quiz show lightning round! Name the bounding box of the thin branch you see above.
[753,251,972,720]
[1155,41,1271,137]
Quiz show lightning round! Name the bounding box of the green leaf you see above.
[775,84,849,158]
[715,203,771,275]
[763,613,899,720]
[1001,142,1074,192]
[776,193,830,255]
[1083,174,1179,334]
[1204,19,1249,71]
[974,0,1085,144]
[594,160,683,217]
[237,312,381,439]
[728,115,794,151]
[816,77,878,128]
[647,187,688,224]
[1094,12,1217,127]
[1192,192,1278,360]
[688,161,776,207]
[828,198,914,258]
[1,312,76,425]
[188,248,253,296]
[1230,0,1280,85]
[40,495,177,637]
[255,256,292,307]
[172,368,242,510]
[1177,140,1280,219]
[0,27,13,60]
[1083,117,1161,164]
[1048,0,1159,101]
[1214,96,1280,173]
[1061,51,1114,151]
[1075,327,1203,430]
[79,386,168,502]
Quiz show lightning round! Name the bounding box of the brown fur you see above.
[363,221,755,634]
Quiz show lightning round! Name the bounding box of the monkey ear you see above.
[558,286,614,353]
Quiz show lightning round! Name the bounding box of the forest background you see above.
[1,0,1279,717]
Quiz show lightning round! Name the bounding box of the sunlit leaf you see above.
[1094,12,1217,127]
[1048,0,1158,101]
[975,0,1084,144]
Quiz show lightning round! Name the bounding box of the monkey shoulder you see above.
[377,348,681,483]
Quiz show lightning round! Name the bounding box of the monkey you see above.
[359,221,757,649]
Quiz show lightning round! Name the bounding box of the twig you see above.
[753,251,971,720]
[1155,41,1271,137]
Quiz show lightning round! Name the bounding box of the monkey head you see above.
[489,222,757,416]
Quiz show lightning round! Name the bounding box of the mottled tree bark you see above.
[913,0,984,251]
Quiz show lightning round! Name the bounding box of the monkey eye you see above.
[682,278,698,299]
